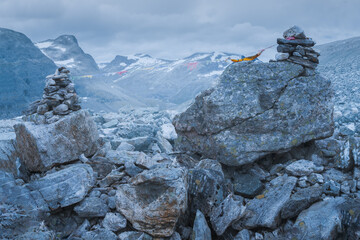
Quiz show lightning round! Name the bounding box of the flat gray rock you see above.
[26,164,95,210]
[14,110,99,172]
[174,62,333,166]
[116,167,187,237]
[285,159,323,176]
[102,212,127,232]
[118,231,153,240]
[74,196,109,217]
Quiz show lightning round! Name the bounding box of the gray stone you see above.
[281,185,322,219]
[98,169,125,188]
[283,25,306,39]
[125,161,144,177]
[287,56,318,69]
[340,181,351,194]
[323,168,347,183]
[103,119,119,128]
[315,138,341,158]
[116,167,188,237]
[285,159,323,176]
[117,142,135,151]
[323,180,341,196]
[233,175,297,229]
[191,210,212,240]
[308,173,324,184]
[188,159,228,216]
[277,38,315,47]
[118,231,153,240]
[53,103,69,115]
[168,232,182,240]
[36,104,49,115]
[275,52,289,61]
[74,197,109,217]
[26,164,95,210]
[292,51,302,57]
[156,132,173,154]
[174,62,333,166]
[210,194,245,236]
[234,229,251,240]
[277,44,296,53]
[82,228,118,240]
[107,196,116,209]
[102,212,127,232]
[286,197,346,240]
[233,173,264,198]
[295,45,306,55]
[14,110,99,172]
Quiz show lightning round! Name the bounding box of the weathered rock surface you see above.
[116,167,188,237]
[285,159,323,176]
[14,110,99,172]
[74,196,109,217]
[26,164,95,210]
[118,231,153,240]
[102,212,127,232]
[280,185,322,219]
[188,159,228,216]
[191,210,212,240]
[174,61,333,166]
[233,175,297,229]
[285,197,346,240]
[210,194,245,236]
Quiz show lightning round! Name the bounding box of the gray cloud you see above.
[1,0,359,62]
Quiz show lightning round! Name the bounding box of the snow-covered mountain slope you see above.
[76,52,243,112]
[35,35,99,75]
[0,27,56,119]
[317,37,360,106]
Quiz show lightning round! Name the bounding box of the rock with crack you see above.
[26,164,95,210]
[173,61,333,166]
[115,166,188,237]
[233,175,297,229]
[14,110,99,172]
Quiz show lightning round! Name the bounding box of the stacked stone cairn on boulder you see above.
[275,25,320,69]
[25,67,81,124]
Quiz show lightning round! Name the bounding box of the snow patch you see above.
[53,46,66,52]
[35,41,53,49]
[54,58,75,67]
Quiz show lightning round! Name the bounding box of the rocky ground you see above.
[1,27,360,240]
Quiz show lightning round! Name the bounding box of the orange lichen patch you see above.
[349,209,355,216]
[298,221,305,227]
[256,194,265,199]
[195,179,201,186]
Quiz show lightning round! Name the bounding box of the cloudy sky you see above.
[1,0,359,62]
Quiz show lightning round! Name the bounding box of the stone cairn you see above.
[275,25,320,69]
[25,67,81,124]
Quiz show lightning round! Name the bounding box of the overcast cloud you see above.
[1,0,359,62]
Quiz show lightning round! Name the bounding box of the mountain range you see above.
[0,27,359,119]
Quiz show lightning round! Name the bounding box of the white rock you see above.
[275,53,289,61]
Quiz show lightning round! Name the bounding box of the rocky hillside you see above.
[0,28,56,119]
[36,35,99,75]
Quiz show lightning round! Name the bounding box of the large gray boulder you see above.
[116,167,188,237]
[14,110,99,172]
[173,61,334,166]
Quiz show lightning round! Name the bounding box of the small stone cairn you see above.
[25,67,81,124]
[275,26,320,69]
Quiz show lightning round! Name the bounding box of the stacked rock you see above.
[275,26,320,69]
[25,67,81,124]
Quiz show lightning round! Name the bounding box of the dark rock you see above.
[188,159,228,216]
[74,196,109,217]
[277,44,296,53]
[82,228,118,240]
[174,62,333,166]
[191,210,212,240]
[234,229,251,240]
[233,173,264,198]
[277,38,315,47]
[281,185,322,219]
